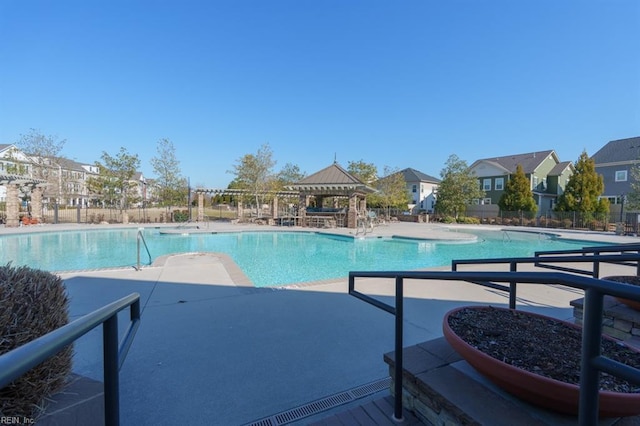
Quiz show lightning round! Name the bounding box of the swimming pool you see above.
[0,228,605,287]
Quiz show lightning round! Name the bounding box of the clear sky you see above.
[1,1,639,188]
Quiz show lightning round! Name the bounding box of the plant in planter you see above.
[602,275,640,311]
[443,305,640,417]
[0,263,72,419]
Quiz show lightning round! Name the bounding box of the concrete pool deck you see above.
[3,221,639,425]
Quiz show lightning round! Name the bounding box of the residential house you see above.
[469,150,573,216]
[0,143,148,209]
[591,136,640,209]
[398,168,440,214]
[0,143,34,203]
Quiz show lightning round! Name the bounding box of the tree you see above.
[87,147,140,211]
[150,139,187,211]
[369,166,410,215]
[16,128,66,202]
[229,144,276,215]
[435,154,484,218]
[555,151,608,214]
[498,164,538,214]
[626,161,640,211]
[347,160,377,184]
[275,163,306,187]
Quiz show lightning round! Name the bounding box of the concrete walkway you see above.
[4,221,639,425]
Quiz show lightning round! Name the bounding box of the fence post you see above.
[54,202,59,224]
[77,203,81,223]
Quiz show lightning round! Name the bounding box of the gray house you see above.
[591,136,640,207]
[469,150,573,216]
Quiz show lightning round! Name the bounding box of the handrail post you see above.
[578,289,604,425]
[393,276,404,422]
[593,251,600,278]
[137,234,141,271]
[104,315,120,426]
[509,262,517,309]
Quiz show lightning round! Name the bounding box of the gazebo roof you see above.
[289,162,377,194]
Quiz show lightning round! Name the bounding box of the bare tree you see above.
[229,144,276,216]
[16,128,66,202]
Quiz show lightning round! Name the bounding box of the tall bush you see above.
[0,264,72,418]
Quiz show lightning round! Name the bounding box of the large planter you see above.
[603,276,640,311]
[443,305,640,417]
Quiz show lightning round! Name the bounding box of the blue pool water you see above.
[0,228,604,287]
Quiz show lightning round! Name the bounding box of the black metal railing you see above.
[349,270,640,425]
[453,252,640,283]
[533,243,640,277]
[0,293,141,426]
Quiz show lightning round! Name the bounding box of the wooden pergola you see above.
[194,163,375,228]
[0,174,47,227]
[192,188,299,222]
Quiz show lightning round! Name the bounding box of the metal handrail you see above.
[136,229,152,271]
[349,270,640,425]
[534,243,640,276]
[452,252,640,280]
[0,292,141,426]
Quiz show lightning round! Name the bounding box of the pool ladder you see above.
[135,230,152,271]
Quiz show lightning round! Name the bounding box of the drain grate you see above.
[244,377,391,426]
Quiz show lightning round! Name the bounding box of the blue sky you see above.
[1,1,639,188]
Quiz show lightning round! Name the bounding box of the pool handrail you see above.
[533,243,640,276]
[348,269,640,425]
[0,292,141,426]
[136,229,152,271]
[452,252,640,280]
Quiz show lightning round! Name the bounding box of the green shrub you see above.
[172,209,190,222]
[0,264,72,419]
[457,217,480,225]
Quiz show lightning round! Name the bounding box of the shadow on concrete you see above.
[62,273,578,426]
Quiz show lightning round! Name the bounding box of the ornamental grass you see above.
[0,263,72,419]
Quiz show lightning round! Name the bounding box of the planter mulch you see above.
[447,307,640,393]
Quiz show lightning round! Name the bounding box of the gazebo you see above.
[0,174,47,227]
[288,162,376,229]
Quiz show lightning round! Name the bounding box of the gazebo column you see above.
[347,193,358,229]
[298,194,308,227]
[237,200,244,220]
[316,196,324,208]
[197,192,204,221]
[271,196,278,219]
[31,186,43,223]
[6,184,20,228]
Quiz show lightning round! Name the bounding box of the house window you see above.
[495,178,504,191]
[412,184,417,193]
[483,179,491,191]
[615,170,628,182]
[482,198,492,205]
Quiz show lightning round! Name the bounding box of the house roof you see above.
[548,161,573,176]
[471,150,557,174]
[399,168,440,183]
[591,136,640,165]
